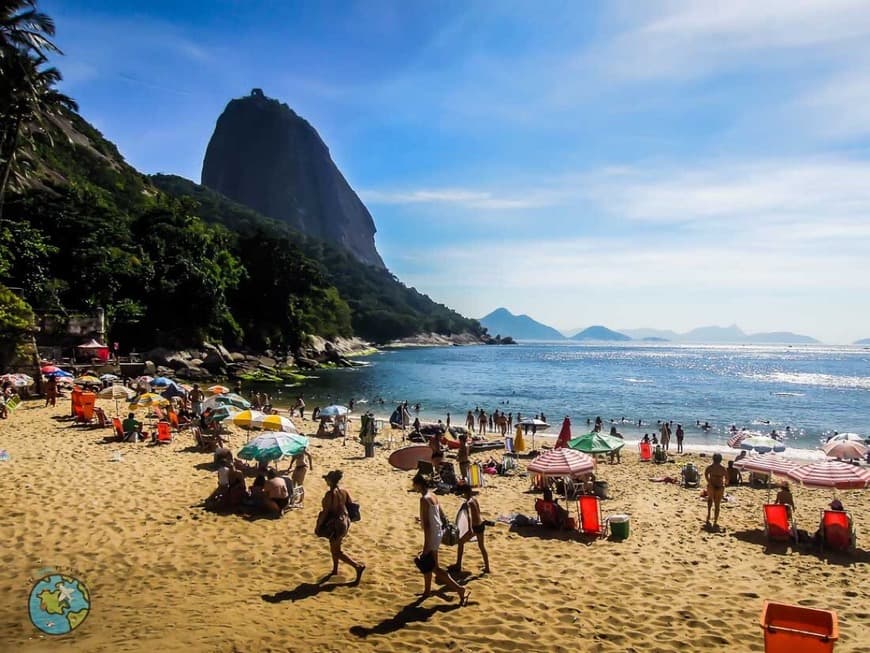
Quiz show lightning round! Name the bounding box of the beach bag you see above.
[346,498,361,522]
[315,511,337,539]
[414,551,436,574]
[439,506,459,546]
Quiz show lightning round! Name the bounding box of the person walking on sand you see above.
[465,410,475,431]
[44,375,57,407]
[190,384,204,416]
[293,395,305,419]
[289,448,313,506]
[704,453,728,527]
[478,410,487,435]
[675,424,684,453]
[315,470,365,583]
[412,472,469,605]
[454,483,491,574]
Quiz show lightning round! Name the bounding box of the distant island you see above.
[482,309,821,344]
[570,326,631,342]
[855,338,870,345]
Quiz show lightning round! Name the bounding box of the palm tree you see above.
[0,1,71,214]
[0,0,59,57]
[0,54,77,210]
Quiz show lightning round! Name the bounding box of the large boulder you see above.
[200,351,227,375]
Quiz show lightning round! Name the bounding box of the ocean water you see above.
[278,343,870,452]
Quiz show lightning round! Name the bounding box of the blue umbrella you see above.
[151,376,173,388]
[161,383,187,399]
[47,369,73,378]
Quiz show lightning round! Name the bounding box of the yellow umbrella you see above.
[515,424,526,452]
[231,409,266,429]
[259,414,298,433]
[130,393,170,409]
[74,375,100,385]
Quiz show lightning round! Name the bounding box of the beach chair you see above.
[192,426,221,452]
[168,410,180,429]
[638,441,652,462]
[111,417,125,440]
[819,510,855,552]
[93,406,109,428]
[75,392,96,424]
[577,495,608,537]
[653,445,667,464]
[5,395,20,413]
[763,504,795,542]
[281,477,304,509]
[155,421,172,444]
[468,462,484,488]
[535,499,561,529]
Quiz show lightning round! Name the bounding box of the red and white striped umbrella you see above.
[527,449,595,477]
[787,460,870,490]
[727,432,750,448]
[734,453,797,477]
[822,440,868,461]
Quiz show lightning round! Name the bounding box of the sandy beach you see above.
[0,400,867,652]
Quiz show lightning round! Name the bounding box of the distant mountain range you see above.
[478,308,565,341]
[481,309,821,344]
[856,338,870,345]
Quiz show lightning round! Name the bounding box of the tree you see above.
[0,2,74,214]
[0,282,34,369]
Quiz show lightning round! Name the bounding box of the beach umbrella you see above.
[787,460,870,490]
[40,365,60,374]
[1,373,33,387]
[130,392,170,408]
[320,405,349,418]
[46,369,73,378]
[822,440,868,461]
[161,382,187,400]
[99,385,136,400]
[517,417,550,450]
[202,393,250,411]
[734,453,797,477]
[151,376,173,388]
[211,405,242,422]
[100,373,119,382]
[555,417,572,449]
[74,375,100,385]
[739,435,786,453]
[231,409,267,430]
[136,375,153,386]
[207,384,230,395]
[259,414,299,433]
[825,433,866,444]
[528,448,595,477]
[237,432,309,462]
[568,431,626,455]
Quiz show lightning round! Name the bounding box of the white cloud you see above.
[361,187,555,210]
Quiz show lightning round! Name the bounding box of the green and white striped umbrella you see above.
[237,433,309,462]
[203,393,251,412]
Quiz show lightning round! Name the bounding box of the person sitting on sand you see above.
[775,482,795,518]
[727,460,742,486]
[263,468,290,515]
[535,487,569,529]
[250,474,267,509]
[122,412,143,442]
[704,453,728,527]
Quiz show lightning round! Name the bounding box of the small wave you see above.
[745,372,870,390]
[620,377,653,384]
[773,391,804,397]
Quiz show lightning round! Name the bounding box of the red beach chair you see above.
[111,417,125,439]
[763,504,795,542]
[820,510,854,552]
[638,441,652,462]
[155,421,172,444]
[75,392,96,424]
[577,495,607,537]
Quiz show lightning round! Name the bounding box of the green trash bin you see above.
[609,514,630,540]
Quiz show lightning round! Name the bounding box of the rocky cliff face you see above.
[201,89,385,269]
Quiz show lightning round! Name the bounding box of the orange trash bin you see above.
[760,601,838,653]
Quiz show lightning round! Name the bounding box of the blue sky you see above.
[45,1,870,343]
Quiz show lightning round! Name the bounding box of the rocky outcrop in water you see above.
[201,89,385,269]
